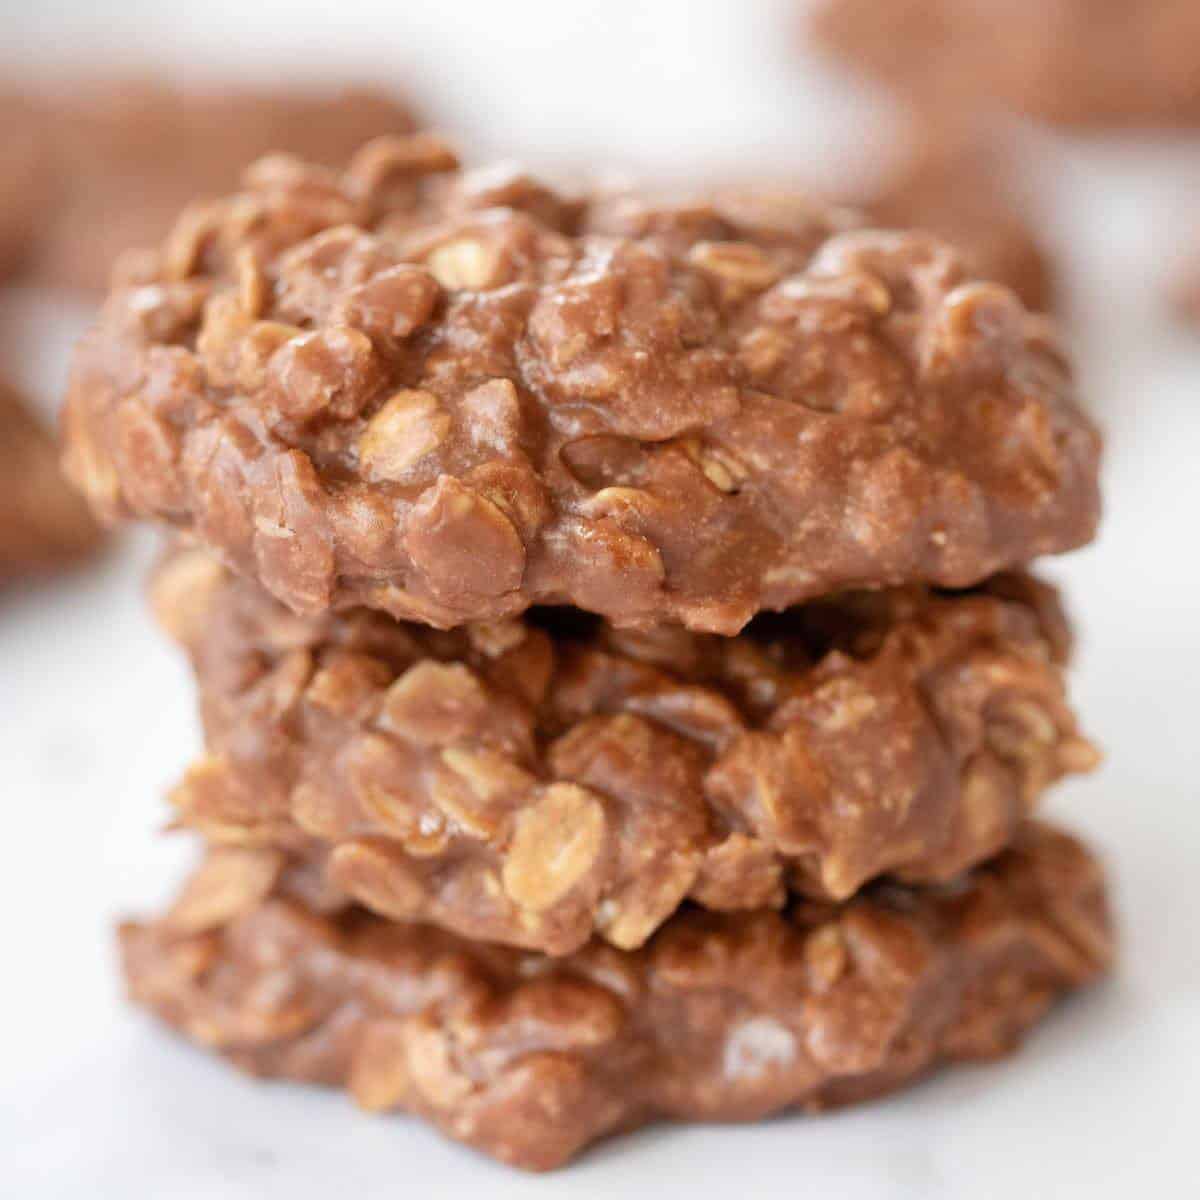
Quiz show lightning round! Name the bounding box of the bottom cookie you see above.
[120,823,1112,1171]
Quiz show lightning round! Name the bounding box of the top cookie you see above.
[63,135,1100,632]
[812,0,1200,130]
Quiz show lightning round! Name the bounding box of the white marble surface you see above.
[2,3,1199,1196]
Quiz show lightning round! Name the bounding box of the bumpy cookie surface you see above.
[812,0,1200,129]
[1,377,103,580]
[155,546,1096,954]
[64,134,1100,632]
[121,822,1113,1170]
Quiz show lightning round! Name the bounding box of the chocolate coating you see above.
[0,376,103,581]
[121,822,1113,1171]
[812,0,1200,129]
[64,134,1100,633]
[154,546,1096,955]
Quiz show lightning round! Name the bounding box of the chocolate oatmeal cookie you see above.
[153,546,1096,955]
[1,376,102,580]
[121,821,1113,1170]
[64,135,1100,633]
[812,0,1200,129]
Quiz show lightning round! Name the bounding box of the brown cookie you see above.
[811,0,1200,129]
[8,76,419,292]
[121,821,1113,1171]
[153,546,1096,955]
[0,375,103,581]
[64,134,1100,633]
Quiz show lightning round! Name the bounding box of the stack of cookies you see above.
[62,134,1113,1171]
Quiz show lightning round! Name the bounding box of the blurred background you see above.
[2,2,1198,1196]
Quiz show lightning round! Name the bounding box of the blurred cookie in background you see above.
[0,374,102,582]
[1168,241,1200,329]
[1,77,420,293]
[810,0,1200,130]
[859,131,1055,313]
[0,92,55,283]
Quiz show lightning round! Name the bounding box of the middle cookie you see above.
[156,548,1096,956]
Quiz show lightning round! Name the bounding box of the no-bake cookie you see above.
[121,821,1113,1170]
[64,135,1101,633]
[812,0,1200,129]
[154,546,1096,955]
[1,376,103,580]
